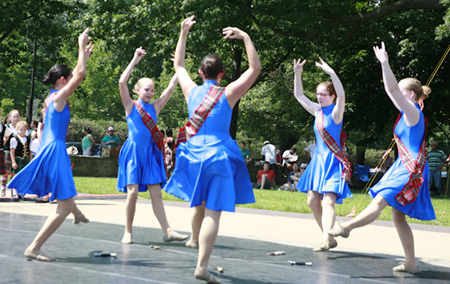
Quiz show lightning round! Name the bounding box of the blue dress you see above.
[7,90,77,201]
[117,98,166,192]
[296,104,352,204]
[164,80,255,212]
[370,105,435,220]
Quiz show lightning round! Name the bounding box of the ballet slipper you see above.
[121,232,132,244]
[392,262,420,274]
[185,238,199,249]
[163,230,188,242]
[24,248,55,262]
[194,266,221,284]
[328,222,350,238]
[312,239,338,252]
[73,214,89,224]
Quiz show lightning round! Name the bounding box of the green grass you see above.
[74,177,450,227]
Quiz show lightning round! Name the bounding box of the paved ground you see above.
[1,197,450,283]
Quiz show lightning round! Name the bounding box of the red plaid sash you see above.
[393,113,427,205]
[133,101,165,154]
[175,85,225,147]
[316,109,352,182]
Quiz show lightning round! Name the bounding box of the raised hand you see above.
[133,47,146,62]
[181,15,196,35]
[79,28,94,58]
[293,58,307,74]
[315,57,335,75]
[223,27,247,40]
[373,42,389,64]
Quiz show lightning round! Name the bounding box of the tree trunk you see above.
[27,38,37,124]
[229,47,242,139]
[355,146,366,165]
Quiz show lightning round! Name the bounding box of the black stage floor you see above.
[1,211,449,284]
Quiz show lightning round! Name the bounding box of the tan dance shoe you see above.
[163,230,188,242]
[73,214,89,224]
[328,222,350,238]
[121,232,132,244]
[24,249,55,262]
[392,262,420,274]
[194,266,221,284]
[312,239,338,252]
[185,238,199,249]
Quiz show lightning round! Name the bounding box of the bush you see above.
[67,118,128,144]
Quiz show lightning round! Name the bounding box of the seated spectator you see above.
[282,147,298,171]
[101,127,121,147]
[240,142,252,165]
[288,163,306,190]
[253,161,276,190]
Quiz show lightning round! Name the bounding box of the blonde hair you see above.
[317,81,337,104]
[399,78,431,102]
[16,120,29,130]
[133,78,154,93]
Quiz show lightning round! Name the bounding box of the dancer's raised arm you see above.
[315,57,345,124]
[154,73,178,116]
[293,58,320,116]
[174,15,197,101]
[119,47,146,116]
[373,42,419,126]
[224,27,261,108]
[54,28,93,112]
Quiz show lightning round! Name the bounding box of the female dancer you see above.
[293,58,352,252]
[164,16,261,283]
[7,28,93,261]
[117,47,187,244]
[329,42,435,273]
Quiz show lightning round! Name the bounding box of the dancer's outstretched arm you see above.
[224,27,261,108]
[293,58,320,116]
[54,28,93,112]
[119,47,146,116]
[174,15,197,102]
[154,74,178,116]
[373,42,419,126]
[316,57,345,124]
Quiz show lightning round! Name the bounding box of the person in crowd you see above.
[164,15,260,283]
[261,140,277,169]
[164,129,175,177]
[101,126,121,147]
[81,127,95,156]
[293,57,352,252]
[288,163,306,190]
[427,141,447,193]
[329,42,436,274]
[240,142,252,165]
[0,111,12,197]
[304,140,316,160]
[117,46,187,245]
[8,28,93,261]
[282,147,298,172]
[254,161,277,190]
[2,110,20,194]
[9,121,31,198]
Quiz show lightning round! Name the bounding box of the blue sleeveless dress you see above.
[164,80,255,212]
[370,105,435,220]
[296,104,352,204]
[117,98,166,192]
[7,90,77,201]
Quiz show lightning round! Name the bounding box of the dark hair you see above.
[291,147,297,152]
[166,129,173,137]
[200,54,224,80]
[43,65,72,85]
[263,161,270,166]
[84,127,92,134]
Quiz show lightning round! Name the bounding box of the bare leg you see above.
[187,203,205,248]
[194,208,222,284]
[307,190,323,231]
[25,198,75,260]
[321,192,337,243]
[148,184,187,242]
[343,195,388,231]
[72,202,89,224]
[122,184,138,243]
[260,174,267,190]
[392,208,418,269]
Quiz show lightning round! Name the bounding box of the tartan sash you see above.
[175,85,225,148]
[393,113,428,205]
[316,109,352,182]
[133,101,165,154]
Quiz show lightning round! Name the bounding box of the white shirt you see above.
[305,144,316,159]
[10,135,27,149]
[30,138,40,155]
[261,143,276,164]
[0,124,12,139]
[282,150,298,166]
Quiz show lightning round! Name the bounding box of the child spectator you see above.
[2,109,20,195]
[255,161,277,190]
[0,112,13,197]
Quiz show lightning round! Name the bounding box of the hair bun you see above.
[421,86,431,100]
